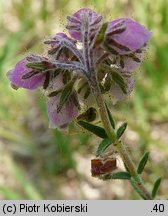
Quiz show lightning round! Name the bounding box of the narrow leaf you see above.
[92,22,108,49]
[48,89,62,97]
[103,41,119,55]
[77,107,97,122]
[104,73,112,92]
[43,71,50,89]
[22,70,39,79]
[137,152,149,174]
[103,171,131,180]
[102,64,127,94]
[57,77,76,113]
[152,177,161,198]
[26,61,49,70]
[105,103,115,129]
[96,139,112,157]
[110,70,127,94]
[117,122,127,139]
[77,120,108,139]
[84,87,91,99]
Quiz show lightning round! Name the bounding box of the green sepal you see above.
[103,171,131,180]
[110,70,127,94]
[101,64,127,94]
[92,22,108,49]
[137,152,149,174]
[152,177,161,198]
[96,138,112,157]
[26,61,49,71]
[22,71,39,79]
[77,107,97,122]
[103,73,112,92]
[77,120,108,139]
[48,89,62,97]
[103,41,119,55]
[105,103,115,129]
[116,122,127,139]
[84,87,91,99]
[57,78,76,113]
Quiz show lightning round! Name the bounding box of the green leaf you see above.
[92,22,108,49]
[117,122,127,139]
[84,87,91,99]
[48,89,62,97]
[103,171,131,180]
[110,70,127,94]
[104,73,112,92]
[96,138,112,157]
[101,64,127,94]
[152,177,161,198]
[77,120,108,139]
[103,41,119,55]
[105,103,115,129]
[26,61,48,71]
[77,107,97,122]
[137,152,149,174]
[57,77,76,113]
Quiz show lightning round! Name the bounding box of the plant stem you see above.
[89,74,152,200]
[89,76,117,143]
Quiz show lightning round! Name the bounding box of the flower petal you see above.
[7,59,45,90]
[110,76,134,101]
[47,95,78,128]
[50,32,76,48]
[114,48,146,72]
[67,8,102,41]
[106,18,151,54]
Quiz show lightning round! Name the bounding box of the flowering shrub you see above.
[7,8,160,199]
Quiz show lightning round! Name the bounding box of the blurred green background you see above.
[0,0,168,199]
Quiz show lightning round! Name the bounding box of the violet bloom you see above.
[67,8,102,41]
[105,18,151,72]
[47,32,76,50]
[110,76,134,102]
[7,59,45,90]
[47,96,78,128]
[45,73,79,128]
[102,18,151,100]
[7,8,151,128]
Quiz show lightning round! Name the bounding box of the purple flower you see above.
[47,96,78,128]
[114,49,146,72]
[67,8,102,41]
[45,74,79,128]
[105,18,151,54]
[104,18,151,72]
[7,59,45,90]
[49,32,76,49]
[7,9,152,129]
[110,76,134,101]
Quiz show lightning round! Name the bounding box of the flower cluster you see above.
[7,8,151,128]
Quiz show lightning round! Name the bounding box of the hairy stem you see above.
[90,73,152,200]
[80,9,152,200]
